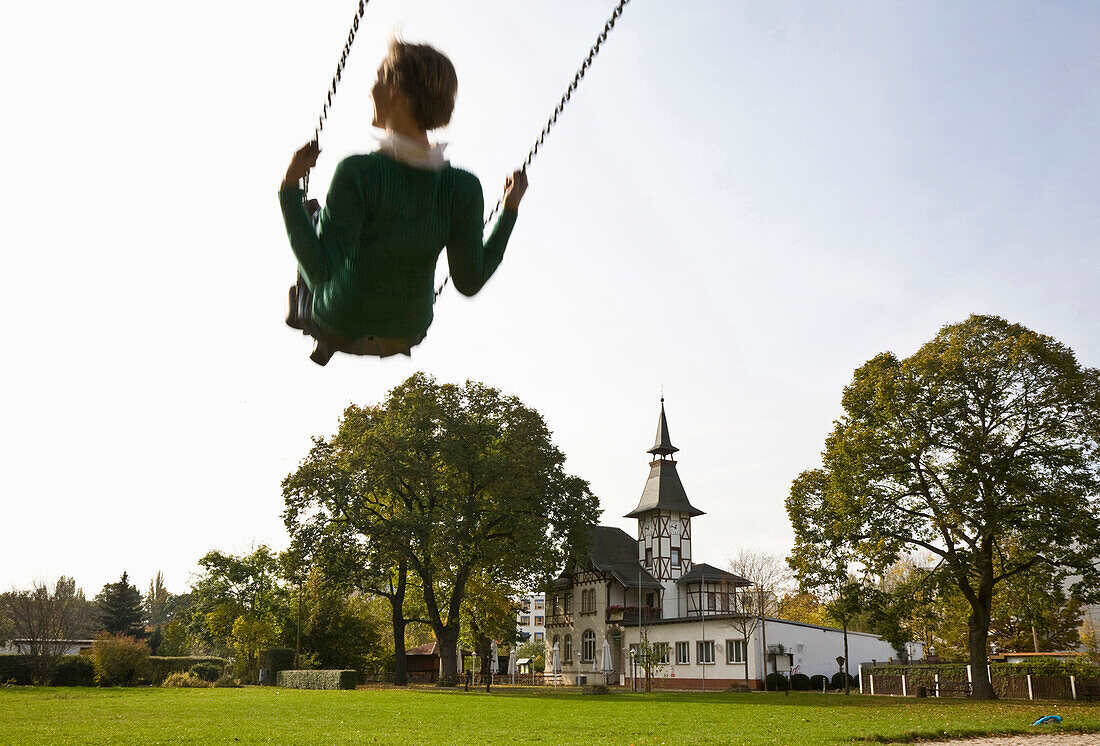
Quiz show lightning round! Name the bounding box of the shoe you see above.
[310,339,334,366]
[285,283,302,330]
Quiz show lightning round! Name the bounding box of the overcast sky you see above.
[2,1,1098,599]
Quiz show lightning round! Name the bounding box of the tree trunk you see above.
[843,623,850,695]
[967,606,995,699]
[435,624,460,686]
[391,562,409,686]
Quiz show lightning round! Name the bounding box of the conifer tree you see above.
[95,572,145,637]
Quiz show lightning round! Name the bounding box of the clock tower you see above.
[626,399,705,617]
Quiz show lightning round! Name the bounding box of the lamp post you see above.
[630,648,636,693]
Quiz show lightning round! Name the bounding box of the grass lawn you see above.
[3,686,1100,745]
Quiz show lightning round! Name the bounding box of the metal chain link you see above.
[434,0,633,302]
[303,0,371,197]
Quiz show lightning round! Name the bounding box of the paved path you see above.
[937,735,1100,745]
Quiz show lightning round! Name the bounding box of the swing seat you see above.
[285,275,423,365]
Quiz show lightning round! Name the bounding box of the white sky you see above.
[2,1,1098,599]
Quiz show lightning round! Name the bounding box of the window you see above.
[581,588,596,613]
[521,598,531,612]
[670,546,680,565]
[582,630,596,662]
[564,592,573,614]
[534,598,544,610]
[726,639,747,664]
[706,590,716,611]
[520,615,531,626]
[653,642,670,664]
[534,632,544,642]
[696,640,715,664]
[645,547,653,568]
[645,592,655,608]
[675,641,690,664]
[564,635,572,661]
[534,615,544,626]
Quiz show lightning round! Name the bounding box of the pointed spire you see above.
[647,397,679,457]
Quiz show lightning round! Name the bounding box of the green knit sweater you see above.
[279,152,517,341]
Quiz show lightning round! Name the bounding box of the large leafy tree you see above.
[788,315,1100,699]
[95,572,145,637]
[283,373,600,686]
[186,546,292,669]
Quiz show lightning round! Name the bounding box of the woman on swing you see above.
[280,39,527,365]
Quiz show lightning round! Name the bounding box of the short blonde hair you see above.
[380,39,458,131]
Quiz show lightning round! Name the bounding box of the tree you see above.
[283,373,600,686]
[5,578,86,684]
[186,546,292,663]
[725,549,793,686]
[788,315,1100,699]
[95,573,145,637]
[145,571,173,627]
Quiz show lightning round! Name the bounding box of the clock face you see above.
[642,522,654,537]
[669,521,681,535]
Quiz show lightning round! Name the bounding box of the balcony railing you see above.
[606,606,661,625]
[544,613,574,627]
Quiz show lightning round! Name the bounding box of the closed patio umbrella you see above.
[552,642,561,686]
[508,648,517,683]
[601,637,614,675]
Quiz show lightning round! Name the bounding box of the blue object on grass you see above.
[1031,715,1062,726]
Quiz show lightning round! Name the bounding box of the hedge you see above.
[790,673,811,691]
[809,674,830,691]
[145,656,229,685]
[0,655,34,685]
[261,648,296,685]
[0,655,95,686]
[831,672,858,690]
[277,669,357,690]
[52,656,96,686]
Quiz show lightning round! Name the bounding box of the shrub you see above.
[276,669,357,690]
[765,673,789,691]
[91,633,150,686]
[583,684,611,695]
[809,674,830,691]
[213,673,241,688]
[831,671,858,690]
[790,673,811,691]
[52,656,96,687]
[145,656,229,685]
[162,671,210,688]
[189,662,222,683]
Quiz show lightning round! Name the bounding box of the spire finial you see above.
[648,396,678,458]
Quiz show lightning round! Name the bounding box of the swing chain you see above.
[304,0,371,196]
[481,0,632,228]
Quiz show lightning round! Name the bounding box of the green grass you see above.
[2,686,1100,744]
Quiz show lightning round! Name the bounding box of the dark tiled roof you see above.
[648,400,679,457]
[588,526,663,589]
[625,458,704,518]
[676,562,752,586]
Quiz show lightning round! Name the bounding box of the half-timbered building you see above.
[545,400,910,690]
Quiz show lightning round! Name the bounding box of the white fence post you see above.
[1071,675,1077,701]
[858,664,863,694]
[966,664,972,687]
[934,672,940,697]
[1027,673,1034,701]
[870,673,875,696]
[901,673,907,697]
